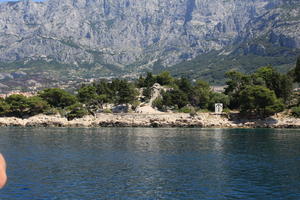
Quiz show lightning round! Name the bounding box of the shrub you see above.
[208,92,230,111]
[291,106,300,118]
[65,103,88,120]
[142,87,152,101]
[264,100,285,116]
[131,100,141,110]
[103,109,112,113]
[178,106,192,113]
[223,108,231,113]
[189,108,197,117]
[43,107,59,115]
[198,109,210,113]
[152,97,164,110]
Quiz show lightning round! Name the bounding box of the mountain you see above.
[0,0,299,89]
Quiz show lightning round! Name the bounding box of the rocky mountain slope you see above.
[0,0,299,88]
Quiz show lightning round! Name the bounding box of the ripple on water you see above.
[0,127,299,199]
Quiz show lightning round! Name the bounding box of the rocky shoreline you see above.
[0,113,300,128]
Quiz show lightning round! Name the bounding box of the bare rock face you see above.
[0,0,299,72]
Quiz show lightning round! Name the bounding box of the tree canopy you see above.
[294,56,300,83]
[2,94,49,118]
[239,85,284,117]
[38,88,77,108]
[225,66,293,109]
[0,64,296,119]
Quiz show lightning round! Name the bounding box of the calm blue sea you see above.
[0,127,299,199]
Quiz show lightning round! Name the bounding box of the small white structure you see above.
[215,103,223,114]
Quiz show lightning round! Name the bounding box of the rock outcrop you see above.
[1,113,300,128]
[136,83,164,114]
[0,0,299,74]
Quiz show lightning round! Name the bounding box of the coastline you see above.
[0,113,300,128]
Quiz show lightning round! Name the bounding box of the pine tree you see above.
[294,56,300,82]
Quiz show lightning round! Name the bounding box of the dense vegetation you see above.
[224,66,293,117]
[0,80,138,120]
[146,73,229,113]
[0,57,300,119]
[0,95,49,118]
[290,56,300,117]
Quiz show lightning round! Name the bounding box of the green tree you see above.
[191,80,211,109]
[294,56,300,83]
[27,96,50,116]
[162,89,189,109]
[142,86,152,101]
[225,71,252,109]
[95,94,109,106]
[156,71,173,86]
[160,90,172,107]
[176,77,193,93]
[95,80,113,101]
[144,72,156,87]
[77,85,98,103]
[117,80,138,105]
[5,94,30,118]
[291,106,300,118]
[279,74,293,102]
[0,98,9,116]
[65,103,88,120]
[254,66,293,102]
[239,85,284,117]
[225,67,293,107]
[208,93,230,111]
[39,88,77,108]
[136,75,146,88]
[152,96,164,111]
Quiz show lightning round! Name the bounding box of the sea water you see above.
[0,127,299,199]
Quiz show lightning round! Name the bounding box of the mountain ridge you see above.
[0,0,299,89]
